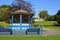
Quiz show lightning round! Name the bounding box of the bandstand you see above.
[10,10,33,30]
[9,10,34,35]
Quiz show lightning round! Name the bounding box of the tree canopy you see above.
[54,10,60,24]
[0,5,9,8]
[39,10,49,20]
[0,5,10,21]
[10,0,35,14]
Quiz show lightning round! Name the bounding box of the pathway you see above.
[42,28,60,36]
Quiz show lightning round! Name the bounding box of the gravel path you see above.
[42,28,60,36]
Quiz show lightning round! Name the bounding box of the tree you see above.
[46,16,55,21]
[0,5,9,8]
[54,10,60,24]
[0,5,9,20]
[10,0,35,14]
[39,10,49,20]
[0,5,11,23]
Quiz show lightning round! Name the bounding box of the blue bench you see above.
[26,28,40,35]
[0,26,12,35]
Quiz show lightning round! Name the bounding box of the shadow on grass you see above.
[54,23,60,27]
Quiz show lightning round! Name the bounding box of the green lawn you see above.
[0,34,60,40]
[43,25,60,30]
[33,21,60,30]
[34,21,57,25]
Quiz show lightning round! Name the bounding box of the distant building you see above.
[34,16,44,21]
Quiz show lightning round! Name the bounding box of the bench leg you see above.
[26,31,27,35]
[37,31,40,34]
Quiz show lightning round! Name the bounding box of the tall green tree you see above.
[39,10,49,20]
[0,5,10,22]
[0,5,9,8]
[46,15,55,21]
[54,10,60,24]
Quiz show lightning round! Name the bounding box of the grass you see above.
[0,21,9,28]
[33,21,57,25]
[0,34,60,40]
[43,25,60,30]
[33,21,60,30]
